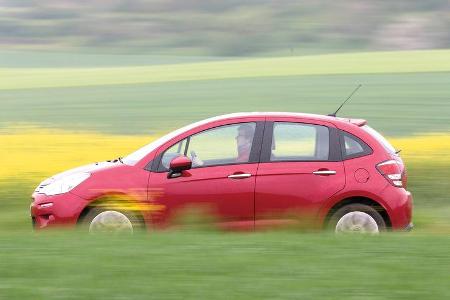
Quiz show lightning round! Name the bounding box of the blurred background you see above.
[0,0,449,298]
[1,0,449,55]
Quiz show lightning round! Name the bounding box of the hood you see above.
[35,161,119,192]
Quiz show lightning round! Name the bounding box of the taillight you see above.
[376,159,404,188]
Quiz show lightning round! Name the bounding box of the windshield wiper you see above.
[107,157,124,163]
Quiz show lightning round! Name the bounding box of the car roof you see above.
[208,112,367,127]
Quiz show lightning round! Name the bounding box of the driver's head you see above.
[236,124,254,150]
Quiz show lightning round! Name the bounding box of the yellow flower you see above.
[0,125,157,183]
[389,133,450,165]
[1,125,448,184]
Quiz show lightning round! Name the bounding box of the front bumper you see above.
[30,192,88,230]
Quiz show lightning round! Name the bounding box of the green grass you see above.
[1,50,449,136]
[0,232,449,299]
[2,50,450,90]
[1,72,449,136]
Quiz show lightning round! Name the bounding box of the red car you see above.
[31,113,413,233]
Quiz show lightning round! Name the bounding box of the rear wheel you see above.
[328,204,386,234]
[82,208,144,234]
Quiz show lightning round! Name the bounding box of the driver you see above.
[235,124,255,163]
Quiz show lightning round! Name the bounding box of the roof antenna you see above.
[328,84,362,117]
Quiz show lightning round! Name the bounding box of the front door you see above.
[149,121,263,230]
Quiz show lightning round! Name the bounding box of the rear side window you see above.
[270,122,329,161]
[344,135,364,156]
[341,131,372,159]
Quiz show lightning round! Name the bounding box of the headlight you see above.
[40,173,90,196]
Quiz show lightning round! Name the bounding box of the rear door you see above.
[255,117,345,229]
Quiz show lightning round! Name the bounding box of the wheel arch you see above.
[323,196,392,229]
[77,193,146,227]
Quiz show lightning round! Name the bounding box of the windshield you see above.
[122,128,189,166]
[362,125,397,154]
[122,117,220,165]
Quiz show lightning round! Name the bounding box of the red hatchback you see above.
[31,113,413,233]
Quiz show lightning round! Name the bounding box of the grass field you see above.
[0,49,449,299]
[1,50,450,135]
[0,232,449,299]
[2,50,450,90]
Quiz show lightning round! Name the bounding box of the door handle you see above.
[312,170,336,176]
[228,173,252,179]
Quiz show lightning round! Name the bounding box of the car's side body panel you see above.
[148,163,258,230]
[255,161,346,229]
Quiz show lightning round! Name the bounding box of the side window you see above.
[160,139,187,170]
[341,131,372,159]
[271,122,329,161]
[158,122,257,171]
[344,135,364,156]
[187,122,256,168]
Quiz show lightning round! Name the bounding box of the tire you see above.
[81,207,144,234]
[328,204,386,234]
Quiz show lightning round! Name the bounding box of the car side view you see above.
[31,112,413,233]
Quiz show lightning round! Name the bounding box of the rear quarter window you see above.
[340,131,373,159]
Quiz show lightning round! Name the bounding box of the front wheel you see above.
[328,204,386,234]
[82,208,143,234]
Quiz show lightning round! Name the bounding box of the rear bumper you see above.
[383,188,413,230]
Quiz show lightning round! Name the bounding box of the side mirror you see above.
[168,156,192,178]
